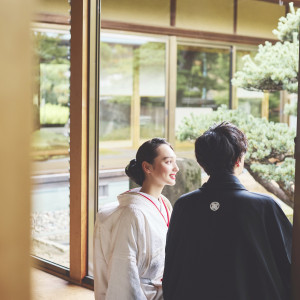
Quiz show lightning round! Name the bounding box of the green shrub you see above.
[31,130,69,151]
[40,103,69,125]
[177,105,295,208]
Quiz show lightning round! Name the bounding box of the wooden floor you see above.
[32,268,94,300]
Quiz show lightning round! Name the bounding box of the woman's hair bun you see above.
[125,159,144,186]
[125,138,172,186]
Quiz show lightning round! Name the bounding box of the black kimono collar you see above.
[201,171,247,191]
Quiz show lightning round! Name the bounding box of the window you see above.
[31,28,70,268]
[98,32,167,204]
[88,32,168,276]
[176,44,230,157]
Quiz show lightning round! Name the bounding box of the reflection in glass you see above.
[96,35,167,269]
[236,49,282,121]
[31,29,70,268]
[177,45,230,108]
[269,91,280,122]
[88,33,167,278]
[236,50,263,118]
[140,96,165,139]
[176,45,230,157]
[139,42,166,139]
[98,33,166,172]
[236,50,283,122]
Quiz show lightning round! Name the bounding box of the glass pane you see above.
[31,29,70,268]
[139,42,166,139]
[236,50,264,118]
[176,45,230,157]
[140,96,165,139]
[88,32,167,277]
[269,91,280,123]
[98,33,167,205]
[236,50,281,122]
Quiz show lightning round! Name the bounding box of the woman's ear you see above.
[142,161,152,174]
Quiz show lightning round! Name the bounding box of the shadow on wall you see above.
[130,157,202,206]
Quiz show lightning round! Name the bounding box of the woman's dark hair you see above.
[125,138,173,186]
[195,121,248,175]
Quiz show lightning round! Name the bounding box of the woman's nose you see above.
[173,162,179,172]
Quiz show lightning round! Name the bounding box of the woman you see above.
[163,122,292,300]
[94,138,179,300]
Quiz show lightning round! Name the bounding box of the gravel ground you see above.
[31,210,70,268]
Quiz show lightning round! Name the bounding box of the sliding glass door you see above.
[98,32,167,205]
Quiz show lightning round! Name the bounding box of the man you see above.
[163,122,292,300]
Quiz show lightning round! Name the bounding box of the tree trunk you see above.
[244,163,294,208]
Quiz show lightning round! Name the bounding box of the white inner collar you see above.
[131,187,162,210]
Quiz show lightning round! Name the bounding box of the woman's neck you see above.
[140,181,163,200]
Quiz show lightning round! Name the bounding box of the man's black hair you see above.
[195,121,248,175]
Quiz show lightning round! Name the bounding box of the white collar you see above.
[128,187,161,208]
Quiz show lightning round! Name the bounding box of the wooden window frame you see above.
[35,14,276,46]
[32,0,97,290]
[70,0,100,288]
[69,0,89,284]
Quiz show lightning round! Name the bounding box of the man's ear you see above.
[142,161,152,174]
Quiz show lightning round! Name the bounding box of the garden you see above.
[178,2,300,209]
[31,3,300,210]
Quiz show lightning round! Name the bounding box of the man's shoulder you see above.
[237,190,277,206]
[175,188,277,207]
[176,189,203,205]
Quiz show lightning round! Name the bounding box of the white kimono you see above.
[93,188,172,300]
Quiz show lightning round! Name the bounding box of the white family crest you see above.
[210,202,220,211]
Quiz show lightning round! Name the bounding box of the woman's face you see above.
[147,144,179,187]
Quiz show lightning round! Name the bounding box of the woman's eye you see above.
[166,161,172,164]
